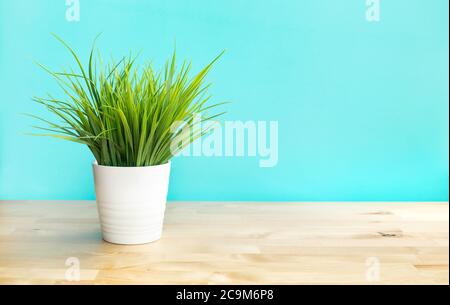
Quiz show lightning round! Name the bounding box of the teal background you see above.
[0,0,448,201]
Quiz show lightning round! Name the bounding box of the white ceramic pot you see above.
[93,162,171,245]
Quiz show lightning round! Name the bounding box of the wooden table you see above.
[0,201,448,285]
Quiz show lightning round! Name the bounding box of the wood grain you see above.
[0,201,448,285]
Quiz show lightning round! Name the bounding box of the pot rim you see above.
[93,161,171,169]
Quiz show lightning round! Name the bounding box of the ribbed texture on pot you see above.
[98,203,165,244]
[93,163,171,245]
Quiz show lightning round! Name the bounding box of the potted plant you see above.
[31,35,225,245]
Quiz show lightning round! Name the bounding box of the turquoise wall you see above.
[0,0,448,201]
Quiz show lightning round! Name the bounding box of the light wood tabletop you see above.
[0,201,448,285]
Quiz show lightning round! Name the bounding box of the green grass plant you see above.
[31,35,225,167]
